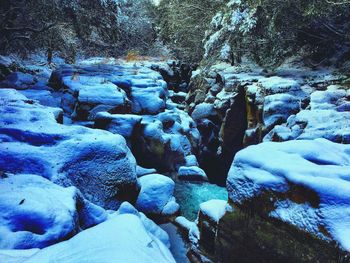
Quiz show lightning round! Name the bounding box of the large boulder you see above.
[0,173,107,249]
[0,89,138,209]
[216,139,350,262]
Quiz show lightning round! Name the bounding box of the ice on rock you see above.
[136,174,179,215]
[0,174,107,249]
[23,214,176,263]
[199,200,228,223]
[227,138,350,251]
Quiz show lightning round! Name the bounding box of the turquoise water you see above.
[174,181,228,221]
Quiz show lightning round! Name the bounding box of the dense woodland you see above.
[1,0,350,67]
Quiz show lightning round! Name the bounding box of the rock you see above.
[136,174,179,216]
[191,102,215,121]
[0,89,138,210]
[0,174,107,249]
[178,166,208,181]
[219,139,350,262]
[197,200,228,255]
[136,166,157,178]
[23,214,176,263]
[185,155,199,167]
[1,72,36,90]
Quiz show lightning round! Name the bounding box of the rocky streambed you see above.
[0,55,350,263]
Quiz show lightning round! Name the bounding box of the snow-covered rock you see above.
[50,64,167,120]
[199,200,227,223]
[0,174,107,249]
[0,89,138,209]
[178,166,208,181]
[266,86,350,143]
[136,174,179,215]
[1,72,36,90]
[227,138,350,252]
[95,112,142,140]
[97,108,200,172]
[23,213,176,263]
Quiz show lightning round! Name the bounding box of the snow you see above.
[0,249,40,263]
[178,166,208,181]
[23,214,176,263]
[160,223,190,263]
[136,174,179,215]
[199,200,227,223]
[0,174,107,249]
[227,138,350,251]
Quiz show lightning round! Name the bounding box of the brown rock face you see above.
[215,207,350,263]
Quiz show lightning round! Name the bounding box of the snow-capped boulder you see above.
[0,89,138,209]
[0,174,107,249]
[136,174,179,216]
[178,166,208,181]
[22,213,176,263]
[221,138,350,262]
